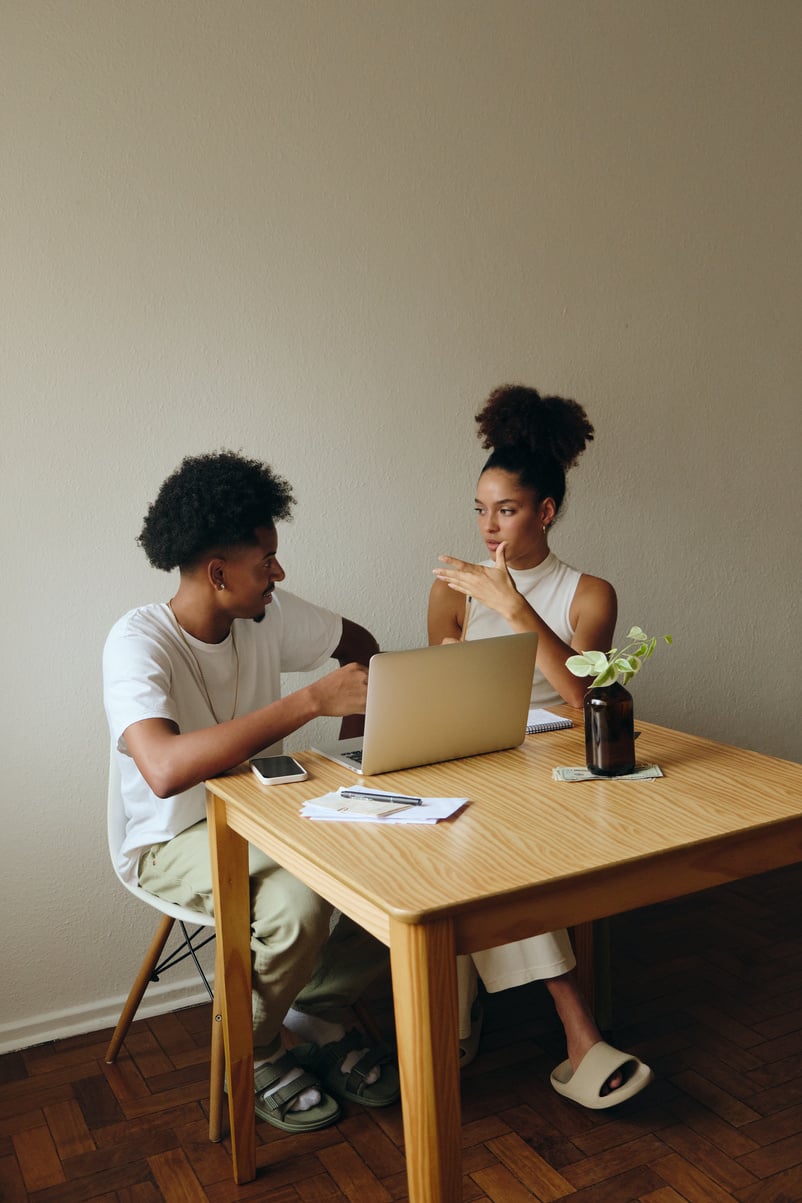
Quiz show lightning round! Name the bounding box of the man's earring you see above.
[217,581,225,591]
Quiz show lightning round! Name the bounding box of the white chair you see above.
[105,746,225,1140]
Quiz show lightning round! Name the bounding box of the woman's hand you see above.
[432,542,618,710]
[433,542,524,625]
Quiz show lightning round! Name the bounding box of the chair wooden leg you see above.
[208,964,226,1141]
[105,914,175,1062]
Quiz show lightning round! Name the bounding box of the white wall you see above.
[2,0,800,1052]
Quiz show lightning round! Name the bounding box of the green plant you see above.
[566,626,672,688]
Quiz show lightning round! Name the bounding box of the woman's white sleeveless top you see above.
[464,551,581,706]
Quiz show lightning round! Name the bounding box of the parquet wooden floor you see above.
[2,862,801,1202]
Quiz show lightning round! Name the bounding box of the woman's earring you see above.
[217,582,225,591]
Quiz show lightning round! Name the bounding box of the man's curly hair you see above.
[138,450,295,571]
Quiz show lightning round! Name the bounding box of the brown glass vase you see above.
[584,681,635,776]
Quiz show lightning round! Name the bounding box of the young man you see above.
[103,450,398,1133]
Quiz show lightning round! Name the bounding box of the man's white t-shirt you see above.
[103,589,342,884]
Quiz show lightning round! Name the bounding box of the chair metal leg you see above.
[105,914,175,1062]
[208,961,226,1141]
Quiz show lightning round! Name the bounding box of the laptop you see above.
[313,632,538,776]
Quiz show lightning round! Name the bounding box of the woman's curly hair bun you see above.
[476,384,594,470]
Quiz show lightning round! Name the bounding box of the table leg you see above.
[206,791,255,1184]
[572,920,596,1016]
[390,917,461,1203]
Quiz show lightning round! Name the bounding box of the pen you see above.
[460,596,472,642]
[340,790,423,806]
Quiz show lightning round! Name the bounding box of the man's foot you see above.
[283,1007,383,1087]
[250,1051,341,1132]
[293,1030,401,1107]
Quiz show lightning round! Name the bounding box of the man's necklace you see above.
[168,601,240,724]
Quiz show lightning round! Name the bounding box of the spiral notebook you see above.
[526,707,574,734]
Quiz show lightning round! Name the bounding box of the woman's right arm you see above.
[427,578,469,644]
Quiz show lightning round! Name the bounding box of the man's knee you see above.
[251,880,332,950]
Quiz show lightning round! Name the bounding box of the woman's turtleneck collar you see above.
[501,550,557,582]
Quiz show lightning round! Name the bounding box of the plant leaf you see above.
[627,626,647,640]
[566,653,595,677]
[586,650,610,673]
[592,663,618,688]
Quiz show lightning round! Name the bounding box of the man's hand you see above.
[310,661,369,717]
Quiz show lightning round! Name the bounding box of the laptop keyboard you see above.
[341,749,363,765]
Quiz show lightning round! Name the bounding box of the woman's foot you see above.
[459,997,484,1069]
[546,972,625,1095]
[565,1030,624,1095]
[550,1042,654,1110]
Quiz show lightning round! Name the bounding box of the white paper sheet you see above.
[300,786,469,823]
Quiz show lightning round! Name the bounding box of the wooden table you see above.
[205,713,802,1199]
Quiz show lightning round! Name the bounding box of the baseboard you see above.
[0,973,216,1055]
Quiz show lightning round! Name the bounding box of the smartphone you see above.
[250,755,308,785]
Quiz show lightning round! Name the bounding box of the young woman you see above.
[429,384,652,1110]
